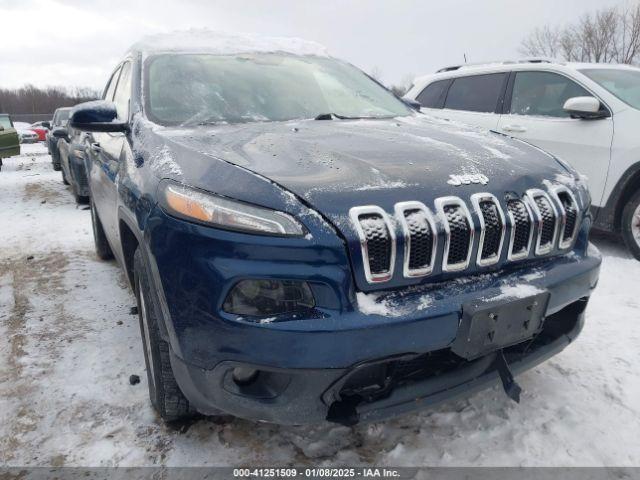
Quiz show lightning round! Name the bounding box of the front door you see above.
[497,71,613,206]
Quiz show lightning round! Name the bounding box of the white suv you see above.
[405,60,640,259]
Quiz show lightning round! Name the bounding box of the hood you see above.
[154,114,573,223]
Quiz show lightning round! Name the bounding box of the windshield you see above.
[53,109,70,126]
[145,53,411,126]
[580,68,640,110]
[0,116,12,129]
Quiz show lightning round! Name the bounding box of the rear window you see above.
[0,116,12,129]
[416,79,450,108]
[444,73,507,113]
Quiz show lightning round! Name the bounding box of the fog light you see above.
[232,367,259,386]
[223,279,315,317]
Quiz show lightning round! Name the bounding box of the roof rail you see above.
[436,58,555,73]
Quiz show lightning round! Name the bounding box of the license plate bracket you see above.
[451,291,550,360]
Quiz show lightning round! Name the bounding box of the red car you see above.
[30,121,51,142]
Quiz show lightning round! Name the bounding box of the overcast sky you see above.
[1,0,624,90]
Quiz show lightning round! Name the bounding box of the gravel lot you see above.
[1,144,639,467]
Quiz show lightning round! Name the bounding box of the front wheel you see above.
[621,190,640,261]
[133,248,196,422]
[73,182,89,204]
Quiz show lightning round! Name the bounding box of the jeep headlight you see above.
[160,182,305,236]
[223,279,315,317]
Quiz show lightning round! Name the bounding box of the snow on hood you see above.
[130,29,329,57]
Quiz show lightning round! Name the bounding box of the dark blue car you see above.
[70,32,601,425]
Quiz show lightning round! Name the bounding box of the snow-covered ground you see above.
[1,144,639,467]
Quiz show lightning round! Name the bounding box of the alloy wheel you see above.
[632,203,640,248]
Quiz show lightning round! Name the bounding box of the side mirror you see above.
[52,127,68,138]
[70,100,128,133]
[402,97,422,111]
[563,96,609,119]
[42,121,51,130]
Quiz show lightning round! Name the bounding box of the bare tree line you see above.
[0,85,100,115]
[520,1,640,64]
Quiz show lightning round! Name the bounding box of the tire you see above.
[73,182,89,204]
[133,247,196,422]
[61,169,69,185]
[90,198,114,260]
[52,149,62,171]
[621,190,640,261]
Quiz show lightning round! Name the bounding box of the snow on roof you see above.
[130,29,329,57]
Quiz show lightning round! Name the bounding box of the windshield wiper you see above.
[314,113,361,120]
[313,113,395,120]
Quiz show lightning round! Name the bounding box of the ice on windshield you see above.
[145,53,411,126]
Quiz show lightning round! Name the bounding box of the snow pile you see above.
[131,29,329,57]
[356,292,395,316]
[491,283,545,301]
[150,144,183,177]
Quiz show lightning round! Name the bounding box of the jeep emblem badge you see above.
[447,173,489,186]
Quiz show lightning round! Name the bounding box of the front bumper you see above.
[171,296,589,425]
[153,233,599,424]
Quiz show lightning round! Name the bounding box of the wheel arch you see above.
[596,162,640,232]
[614,163,640,231]
[118,208,175,346]
[118,212,141,289]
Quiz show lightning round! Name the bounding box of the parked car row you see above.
[63,32,603,425]
[1,108,90,207]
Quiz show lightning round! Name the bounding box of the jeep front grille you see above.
[395,202,437,277]
[350,185,578,284]
[471,193,505,266]
[551,186,580,249]
[435,197,474,272]
[527,189,558,255]
[349,206,396,283]
[506,199,534,261]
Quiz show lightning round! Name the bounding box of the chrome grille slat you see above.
[435,197,474,272]
[526,189,559,255]
[549,185,581,250]
[506,199,534,261]
[471,193,506,267]
[394,201,438,278]
[349,206,396,283]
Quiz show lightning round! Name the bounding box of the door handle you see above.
[502,125,527,133]
[90,142,102,152]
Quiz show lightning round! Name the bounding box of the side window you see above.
[103,66,121,102]
[416,80,450,109]
[444,73,507,113]
[112,62,132,120]
[510,71,592,118]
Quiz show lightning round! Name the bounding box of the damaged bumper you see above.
[166,247,600,425]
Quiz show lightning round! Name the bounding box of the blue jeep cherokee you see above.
[70,32,601,425]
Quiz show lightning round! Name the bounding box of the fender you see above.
[118,204,179,353]
[594,161,640,232]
